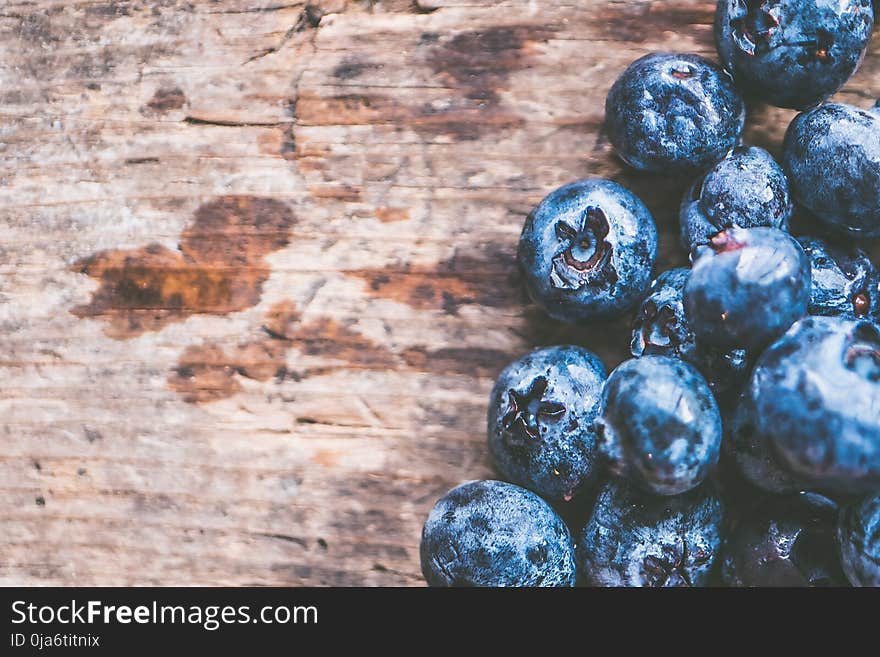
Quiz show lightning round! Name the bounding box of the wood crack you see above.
[182,116,292,128]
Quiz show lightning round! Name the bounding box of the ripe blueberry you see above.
[488,346,607,503]
[595,356,722,496]
[721,493,848,586]
[783,101,880,237]
[715,0,875,109]
[680,145,792,254]
[518,179,658,323]
[577,481,725,586]
[633,268,752,400]
[726,397,807,494]
[420,480,577,587]
[745,316,880,494]
[605,52,746,175]
[798,236,879,320]
[684,226,810,351]
[837,493,880,586]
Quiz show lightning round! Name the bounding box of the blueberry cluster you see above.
[420,1,879,587]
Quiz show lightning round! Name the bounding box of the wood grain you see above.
[0,0,877,585]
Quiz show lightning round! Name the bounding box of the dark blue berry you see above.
[577,481,725,586]
[838,493,880,586]
[632,268,752,400]
[726,397,807,493]
[715,0,875,110]
[518,179,658,323]
[680,146,792,253]
[488,346,607,503]
[798,236,879,320]
[632,269,696,361]
[595,356,722,496]
[605,52,746,175]
[721,493,848,586]
[684,227,810,351]
[420,480,577,587]
[783,101,880,237]
[745,316,880,494]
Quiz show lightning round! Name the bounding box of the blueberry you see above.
[631,269,696,360]
[595,356,722,496]
[783,101,880,237]
[798,236,879,320]
[577,481,725,586]
[745,316,880,494]
[837,493,880,586]
[715,0,875,110]
[726,397,807,493]
[680,146,792,253]
[518,179,658,323]
[721,493,848,586]
[605,53,746,175]
[633,268,753,401]
[420,480,577,587]
[690,348,753,405]
[488,346,607,503]
[684,226,810,351]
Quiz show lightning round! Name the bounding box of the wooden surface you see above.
[0,0,877,586]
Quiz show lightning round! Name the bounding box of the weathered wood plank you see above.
[0,0,878,585]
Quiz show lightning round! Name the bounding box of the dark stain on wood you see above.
[415,25,557,140]
[84,3,132,18]
[332,58,380,80]
[601,2,716,44]
[401,346,511,379]
[351,248,523,314]
[296,92,400,126]
[299,25,555,141]
[425,25,554,97]
[168,300,300,403]
[71,196,296,339]
[168,300,398,404]
[169,292,517,404]
[292,317,398,368]
[301,3,325,30]
[146,86,187,113]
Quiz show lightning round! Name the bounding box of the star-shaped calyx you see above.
[550,206,617,291]
[501,376,566,440]
[642,536,711,587]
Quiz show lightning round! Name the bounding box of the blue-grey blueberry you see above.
[783,100,880,237]
[420,480,577,587]
[684,226,810,351]
[577,481,725,586]
[838,493,880,586]
[721,493,848,586]
[745,316,880,494]
[798,236,879,320]
[632,268,752,400]
[488,346,607,503]
[680,145,792,253]
[518,178,658,323]
[595,356,722,496]
[605,52,746,175]
[715,0,875,109]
